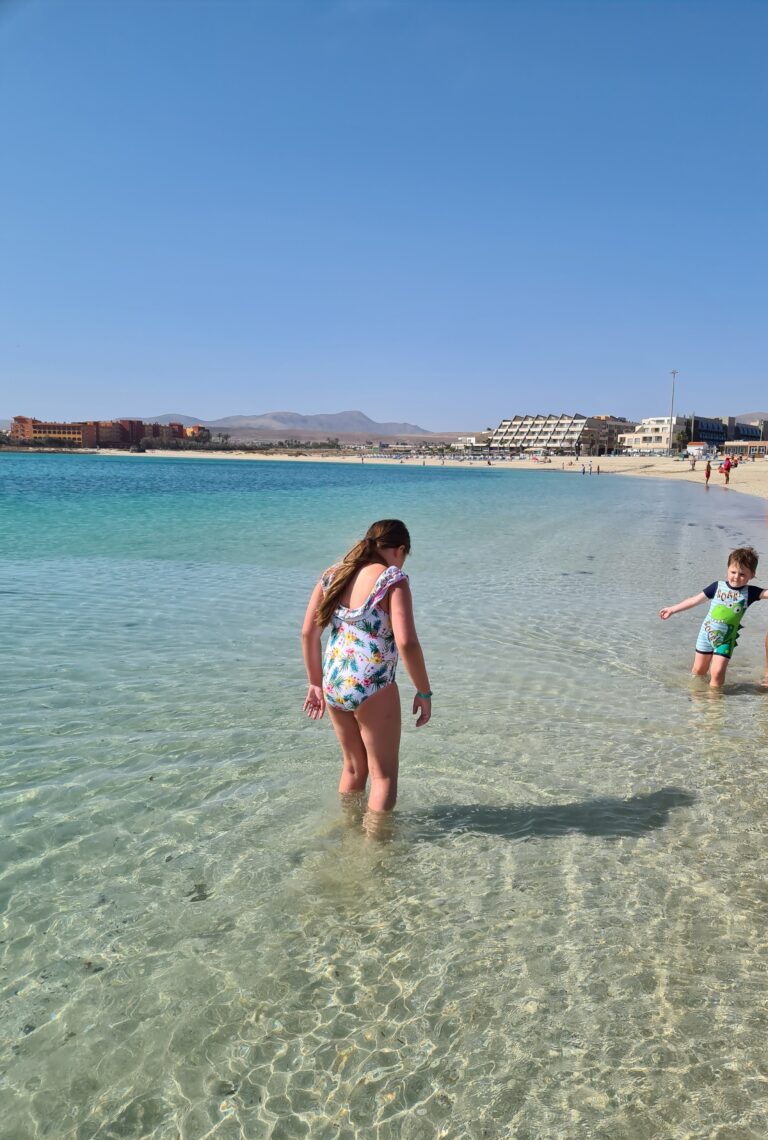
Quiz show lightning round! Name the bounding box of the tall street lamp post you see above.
[668,370,678,456]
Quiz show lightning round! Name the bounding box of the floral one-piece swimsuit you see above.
[321,564,407,712]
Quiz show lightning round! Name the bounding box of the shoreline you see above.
[7,446,768,501]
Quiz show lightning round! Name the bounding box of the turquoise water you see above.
[3,452,768,1138]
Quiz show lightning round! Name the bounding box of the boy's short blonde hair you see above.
[728,546,759,575]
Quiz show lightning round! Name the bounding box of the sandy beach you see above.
[92,448,768,501]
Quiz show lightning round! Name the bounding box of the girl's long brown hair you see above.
[316,519,411,628]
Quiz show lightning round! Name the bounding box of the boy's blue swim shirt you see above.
[695,581,765,658]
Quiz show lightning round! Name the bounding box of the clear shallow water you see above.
[3,453,768,1138]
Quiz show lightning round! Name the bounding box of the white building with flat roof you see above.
[618,417,687,454]
[619,415,765,455]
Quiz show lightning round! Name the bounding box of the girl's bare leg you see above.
[328,707,369,795]
[691,652,712,679]
[355,683,401,813]
[709,656,729,688]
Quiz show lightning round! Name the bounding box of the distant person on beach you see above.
[659,546,768,688]
[705,460,711,486]
[301,519,432,820]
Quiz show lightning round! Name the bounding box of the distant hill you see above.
[209,410,431,435]
[737,412,768,423]
[141,410,434,437]
[129,413,204,426]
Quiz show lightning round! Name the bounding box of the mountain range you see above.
[138,410,434,437]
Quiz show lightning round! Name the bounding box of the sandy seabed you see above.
[94,448,768,501]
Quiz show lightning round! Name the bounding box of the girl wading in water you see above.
[301,519,432,825]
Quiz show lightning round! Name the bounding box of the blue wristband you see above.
[416,690,433,699]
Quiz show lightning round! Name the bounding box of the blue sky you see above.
[1,0,766,430]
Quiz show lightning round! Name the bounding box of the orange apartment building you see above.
[10,417,210,447]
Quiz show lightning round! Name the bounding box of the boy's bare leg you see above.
[708,656,729,688]
[691,652,712,679]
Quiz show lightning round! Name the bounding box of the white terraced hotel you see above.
[489,414,632,456]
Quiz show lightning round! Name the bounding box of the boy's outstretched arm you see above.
[659,592,707,620]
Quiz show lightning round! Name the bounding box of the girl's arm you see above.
[301,581,326,719]
[659,591,707,620]
[389,581,432,727]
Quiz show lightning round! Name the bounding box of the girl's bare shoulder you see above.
[359,560,387,578]
[345,561,390,606]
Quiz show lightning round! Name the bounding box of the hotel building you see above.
[10,417,210,448]
[618,415,766,455]
[488,414,632,456]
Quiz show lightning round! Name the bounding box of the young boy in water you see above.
[659,546,768,688]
